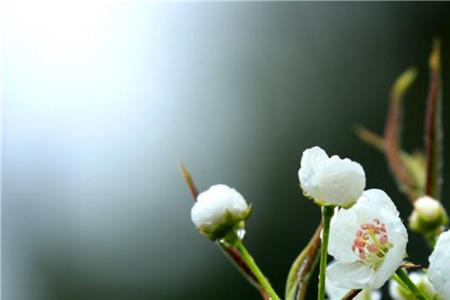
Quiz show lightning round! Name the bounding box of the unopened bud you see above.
[409,196,448,232]
[191,184,251,240]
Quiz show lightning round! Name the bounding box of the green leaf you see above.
[424,38,443,199]
[285,224,321,300]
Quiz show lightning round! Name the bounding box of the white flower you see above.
[389,271,435,300]
[326,265,382,300]
[409,196,448,232]
[191,184,251,240]
[298,146,365,207]
[428,230,450,300]
[326,189,408,289]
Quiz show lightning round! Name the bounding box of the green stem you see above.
[318,206,334,300]
[234,239,281,300]
[395,268,427,300]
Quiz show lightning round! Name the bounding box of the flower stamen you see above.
[352,219,392,269]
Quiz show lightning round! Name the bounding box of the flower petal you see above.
[369,238,406,289]
[327,261,375,289]
[316,156,366,207]
[329,207,360,262]
[298,146,328,197]
[298,146,366,206]
[428,230,450,300]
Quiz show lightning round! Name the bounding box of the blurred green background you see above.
[3,2,450,300]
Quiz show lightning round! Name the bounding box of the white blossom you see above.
[428,230,450,300]
[298,146,365,207]
[191,184,250,239]
[326,189,408,289]
[388,271,435,300]
[326,264,381,300]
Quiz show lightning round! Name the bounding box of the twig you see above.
[424,38,443,199]
[286,223,322,300]
[341,289,362,300]
[383,68,418,202]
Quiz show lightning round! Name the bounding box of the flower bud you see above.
[298,146,366,207]
[409,196,448,233]
[191,184,251,240]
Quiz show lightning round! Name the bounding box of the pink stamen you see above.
[367,244,378,253]
[352,219,390,264]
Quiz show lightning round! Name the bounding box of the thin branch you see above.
[178,161,199,199]
[286,223,322,300]
[383,68,418,202]
[355,126,385,151]
[341,289,362,300]
[424,38,443,199]
[356,127,426,196]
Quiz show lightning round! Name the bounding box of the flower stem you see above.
[318,206,334,300]
[234,239,281,300]
[395,268,427,300]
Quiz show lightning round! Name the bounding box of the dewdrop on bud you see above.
[409,196,448,233]
[298,146,366,207]
[191,184,251,240]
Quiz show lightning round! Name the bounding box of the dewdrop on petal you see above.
[428,230,450,300]
[298,146,365,207]
[409,196,448,233]
[191,184,251,240]
[388,271,436,300]
[327,189,408,290]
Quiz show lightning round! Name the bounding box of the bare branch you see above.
[424,38,443,199]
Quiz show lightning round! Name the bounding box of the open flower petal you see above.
[428,230,450,300]
[326,266,382,300]
[327,189,408,290]
[327,261,375,289]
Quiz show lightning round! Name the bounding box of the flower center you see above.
[352,219,392,270]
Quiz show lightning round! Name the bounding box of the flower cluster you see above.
[184,145,449,300]
[182,43,448,300]
[298,147,409,296]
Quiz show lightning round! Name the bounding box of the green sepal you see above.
[198,205,252,241]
